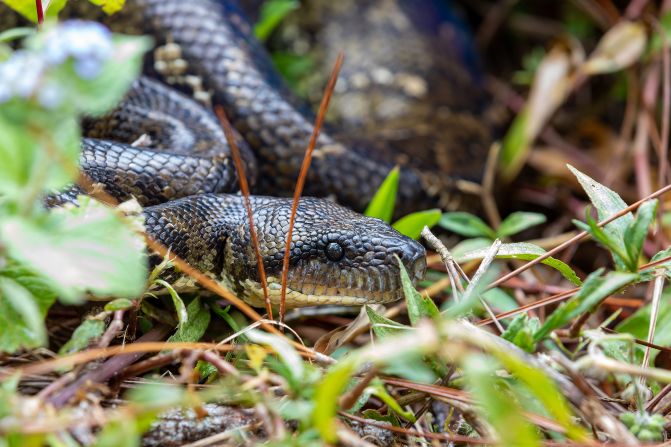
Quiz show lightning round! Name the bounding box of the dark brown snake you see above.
[1,0,493,308]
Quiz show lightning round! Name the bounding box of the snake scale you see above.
[1,0,493,308]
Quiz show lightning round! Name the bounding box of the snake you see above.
[1,0,492,308]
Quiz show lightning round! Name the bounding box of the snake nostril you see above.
[394,241,427,283]
[410,255,427,282]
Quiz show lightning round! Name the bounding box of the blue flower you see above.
[0,51,45,102]
[37,82,63,109]
[42,20,113,79]
[0,20,115,105]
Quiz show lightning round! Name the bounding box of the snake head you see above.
[225,196,427,309]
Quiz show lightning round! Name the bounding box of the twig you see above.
[198,350,240,378]
[481,143,502,228]
[475,0,518,49]
[98,310,125,349]
[340,411,495,444]
[478,288,579,326]
[215,106,272,320]
[180,424,259,447]
[421,227,465,300]
[48,325,172,408]
[640,273,665,390]
[339,367,378,411]
[658,22,670,194]
[578,355,671,383]
[568,311,593,339]
[646,382,671,412]
[120,352,177,378]
[279,52,344,322]
[35,0,43,24]
[602,327,671,353]
[625,0,650,18]
[35,370,77,400]
[4,341,238,378]
[182,422,261,447]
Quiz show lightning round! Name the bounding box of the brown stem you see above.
[48,324,171,408]
[279,53,344,323]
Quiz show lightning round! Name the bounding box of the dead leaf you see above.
[314,305,385,355]
[582,21,647,75]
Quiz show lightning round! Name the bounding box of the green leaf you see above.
[0,276,47,351]
[167,297,210,343]
[463,354,541,447]
[270,52,314,92]
[2,0,67,22]
[646,247,671,280]
[104,298,134,311]
[459,242,582,286]
[574,215,629,271]
[0,198,147,303]
[247,329,304,382]
[0,374,20,419]
[501,314,540,352]
[364,166,399,223]
[154,280,188,330]
[615,289,671,364]
[94,420,141,447]
[126,380,185,408]
[439,212,496,238]
[313,359,356,443]
[87,0,126,15]
[361,409,400,426]
[500,108,530,182]
[652,247,671,264]
[254,0,299,42]
[396,256,439,326]
[0,27,34,43]
[497,212,547,237]
[366,305,408,339]
[383,352,438,384]
[450,237,492,260]
[365,379,416,422]
[533,270,638,342]
[0,108,81,197]
[59,318,106,354]
[0,262,56,353]
[489,349,589,441]
[277,399,315,425]
[392,209,441,240]
[624,199,657,270]
[650,9,671,54]
[567,164,633,240]
[211,303,245,338]
[482,288,519,312]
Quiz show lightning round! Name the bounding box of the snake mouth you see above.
[239,251,427,309]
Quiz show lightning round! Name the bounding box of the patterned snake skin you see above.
[1,0,493,307]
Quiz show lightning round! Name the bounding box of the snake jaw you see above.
[233,224,427,309]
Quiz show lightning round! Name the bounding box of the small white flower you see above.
[37,82,63,109]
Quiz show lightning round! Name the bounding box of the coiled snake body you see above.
[2,0,493,308]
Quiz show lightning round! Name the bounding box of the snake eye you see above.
[325,242,344,262]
